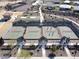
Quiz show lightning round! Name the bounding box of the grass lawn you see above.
[17,49,32,59]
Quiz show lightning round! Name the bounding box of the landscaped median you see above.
[46,45,67,57]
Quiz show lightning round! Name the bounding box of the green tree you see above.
[50,45,60,52]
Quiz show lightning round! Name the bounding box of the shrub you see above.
[50,45,60,52]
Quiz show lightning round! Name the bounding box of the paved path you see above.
[16,48,21,57]
[42,46,46,57]
[3,42,79,46]
[64,46,72,57]
[8,57,79,59]
[32,0,44,24]
[30,57,79,59]
[39,5,44,24]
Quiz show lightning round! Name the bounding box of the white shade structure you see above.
[59,4,72,9]
[73,1,79,5]
[64,0,71,4]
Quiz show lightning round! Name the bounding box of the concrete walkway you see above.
[42,46,46,57]
[64,46,72,57]
[39,5,44,23]
[3,42,79,46]
[32,0,44,24]
[16,47,21,57]
[8,57,79,59]
[30,57,78,59]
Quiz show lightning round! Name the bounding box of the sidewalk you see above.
[64,46,72,57]
[39,5,44,23]
[3,42,79,46]
[8,57,79,59]
[42,46,46,57]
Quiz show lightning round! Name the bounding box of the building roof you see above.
[64,0,71,4]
